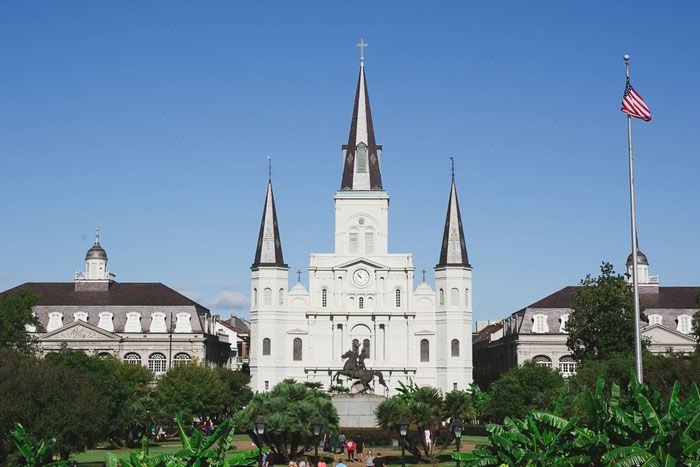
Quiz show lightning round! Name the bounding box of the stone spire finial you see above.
[437,163,470,267]
[340,59,383,191]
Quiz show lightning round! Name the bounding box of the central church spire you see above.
[340,58,383,191]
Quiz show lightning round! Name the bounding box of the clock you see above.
[353,268,370,287]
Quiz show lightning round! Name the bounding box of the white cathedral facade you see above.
[249,58,473,395]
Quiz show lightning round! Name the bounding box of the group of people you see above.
[322,433,365,461]
[267,451,386,467]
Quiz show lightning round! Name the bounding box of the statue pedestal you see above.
[332,393,386,428]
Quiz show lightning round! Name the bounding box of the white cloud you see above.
[218,282,233,290]
[211,291,250,309]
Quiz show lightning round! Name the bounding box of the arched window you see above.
[362,339,370,358]
[395,289,401,307]
[648,314,663,326]
[533,355,552,368]
[352,339,360,353]
[173,353,192,366]
[148,353,167,373]
[359,297,364,309]
[439,289,444,306]
[262,338,271,356]
[420,339,430,362]
[293,338,302,361]
[532,314,549,333]
[278,288,284,305]
[677,315,692,334]
[98,352,112,359]
[123,352,141,366]
[349,232,359,254]
[322,289,328,308]
[451,288,460,306]
[558,356,578,376]
[451,339,460,357]
[263,288,272,305]
[253,288,258,306]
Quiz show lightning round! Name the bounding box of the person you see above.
[372,453,385,467]
[318,459,327,467]
[364,450,374,467]
[205,417,214,436]
[336,460,347,467]
[346,438,355,462]
[330,434,337,453]
[323,433,331,452]
[424,429,431,452]
[299,457,308,467]
[337,433,347,456]
[355,437,364,462]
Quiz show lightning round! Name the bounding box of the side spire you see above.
[340,49,383,191]
[252,166,287,268]
[437,159,470,267]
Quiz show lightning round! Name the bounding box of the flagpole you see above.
[624,54,643,384]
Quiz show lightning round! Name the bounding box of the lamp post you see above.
[255,415,267,467]
[451,418,463,467]
[398,415,409,467]
[311,416,324,465]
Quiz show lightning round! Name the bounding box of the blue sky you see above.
[1,1,699,322]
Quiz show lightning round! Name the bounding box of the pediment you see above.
[414,329,436,336]
[41,320,121,342]
[641,324,696,343]
[287,328,308,335]
[335,257,388,270]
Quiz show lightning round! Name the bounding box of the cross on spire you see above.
[297,269,302,283]
[421,269,426,282]
[356,38,368,61]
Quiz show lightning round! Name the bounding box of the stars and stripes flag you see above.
[621,78,652,121]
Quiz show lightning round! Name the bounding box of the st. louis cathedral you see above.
[249,56,474,395]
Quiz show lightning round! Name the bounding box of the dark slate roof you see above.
[231,315,250,333]
[526,285,700,310]
[1,282,209,313]
[252,179,287,268]
[436,177,470,267]
[340,63,383,191]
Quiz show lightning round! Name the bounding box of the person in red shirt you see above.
[346,438,356,461]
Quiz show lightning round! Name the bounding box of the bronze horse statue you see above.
[333,349,387,393]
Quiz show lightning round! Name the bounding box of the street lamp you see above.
[398,415,409,467]
[311,416,324,464]
[255,415,267,467]
[451,417,464,467]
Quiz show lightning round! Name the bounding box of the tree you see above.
[213,367,254,416]
[566,262,645,363]
[233,379,339,462]
[481,361,564,422]
[44,346,152,447]
[0,289,41,354]
[0,350,109,461]
[155,361,229,425]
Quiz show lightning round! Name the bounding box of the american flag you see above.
[621,78,651,121]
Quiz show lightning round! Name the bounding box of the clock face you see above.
[353,268,370,286]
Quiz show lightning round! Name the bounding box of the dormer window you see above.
[677,315,692,334]
[124,312,142,333]
[150,312,167,333]
[532,314,549,333]
[98,312,114,332]
[648,314,663,326]
[175,312,192,333]
[47,312,63,332]
[559,314,569,333]
[74,311,88,322]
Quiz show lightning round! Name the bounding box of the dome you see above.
[626,250,648,266]
[85,242,108,261]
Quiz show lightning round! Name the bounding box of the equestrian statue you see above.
[333,347,387,393]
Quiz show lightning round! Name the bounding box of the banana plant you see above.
[9,423,67,467]
[105,414,267,467]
